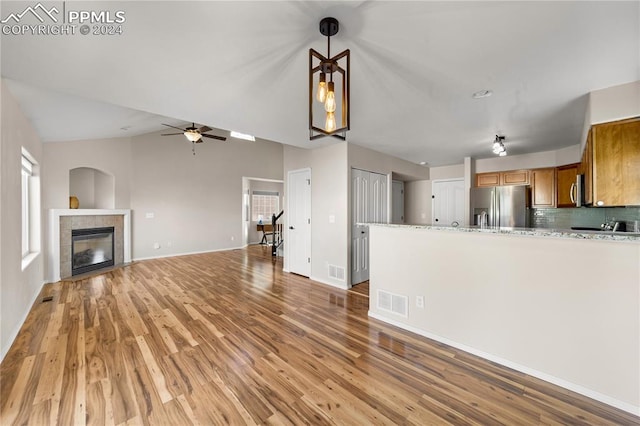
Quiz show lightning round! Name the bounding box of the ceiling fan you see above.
[161,123,227,143]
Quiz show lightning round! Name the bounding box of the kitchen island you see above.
[367,223,640,415]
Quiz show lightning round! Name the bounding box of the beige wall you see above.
[130,131,283,260]
[282,143,349,288]
[590,80,640,125]
[369,225,640,414]
[404,180,431,224]
[1,81,44,360]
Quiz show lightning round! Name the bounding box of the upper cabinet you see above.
[587,117,640,206]
[530,168,556,208]
[476,170,529,187]
[556,163,579,208]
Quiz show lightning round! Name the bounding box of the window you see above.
[21,149,40,267]
[252,191,279,222]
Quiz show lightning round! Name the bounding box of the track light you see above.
[492,135,507,156]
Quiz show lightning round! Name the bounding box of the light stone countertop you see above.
[363,223,640,242]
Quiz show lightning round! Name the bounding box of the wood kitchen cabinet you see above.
[591,117,640,206]
[475,172,500,187]
[580,131,593,205]
[530,168,556,208]
[556,163,579,207]
[501,169,530,186]
[475,170,529,187]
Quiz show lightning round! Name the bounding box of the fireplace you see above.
[71,227,115,276]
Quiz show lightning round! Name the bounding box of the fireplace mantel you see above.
[49,209,131,282]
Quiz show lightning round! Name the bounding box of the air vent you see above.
[328,264,345,281]
[377,290,408,317]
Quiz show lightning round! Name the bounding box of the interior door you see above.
[351,169,369,285]
[287,168,311,276]
[392,180,404,224]
[352,169,388,285]
[432,179,465,226]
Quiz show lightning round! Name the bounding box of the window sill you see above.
[21,252,39,271]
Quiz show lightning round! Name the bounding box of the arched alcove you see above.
[69,167,115,209]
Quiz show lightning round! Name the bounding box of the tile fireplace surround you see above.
[49,209,131,282]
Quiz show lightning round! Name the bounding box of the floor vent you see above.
[328,264,345,281]
[41,296,54,303]
[377,290,408,317]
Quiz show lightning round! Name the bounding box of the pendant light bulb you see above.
[324,81,336,112]
[325,111,336,132]
[316,73,327,103]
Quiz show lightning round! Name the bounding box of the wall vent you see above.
[377,290,408,317]
[328,264,346,281]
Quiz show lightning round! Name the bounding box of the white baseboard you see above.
[132,245,247,262]
[368,311,640,417]
[1,280,45,362]
[310,275,349,290]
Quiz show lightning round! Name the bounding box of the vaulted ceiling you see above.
[2,1,638,166]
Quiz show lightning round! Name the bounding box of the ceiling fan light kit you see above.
[309,17,350,140]
[161,122,227,155]
[492,135,507,156]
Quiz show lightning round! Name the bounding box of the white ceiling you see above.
[1,1,638,166]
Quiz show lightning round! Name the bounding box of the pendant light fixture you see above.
[492,135,507,156]
[309,17,350,140]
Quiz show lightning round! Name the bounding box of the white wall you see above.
[475,144,581,173]
[369,225,640,414]
[404,180,431,224]
[590,80,640,125]
[69,167,95,208]
[130,131,283,260]
[429,164,464,180]
[1,80,44,360]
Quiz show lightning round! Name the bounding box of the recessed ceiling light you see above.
[419,161,428,166]
[120,125,132,131]
[230,131,255,141]
[472,90,492,99]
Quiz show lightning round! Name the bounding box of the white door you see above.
[352,169,388,285]
[352,169,370,285]
[392,180,404,224]
[432,179,465,226]
[287,168,311,276]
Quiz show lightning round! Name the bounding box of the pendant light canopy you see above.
[309,17,350,140]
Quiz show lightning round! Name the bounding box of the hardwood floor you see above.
[2,245,638,425]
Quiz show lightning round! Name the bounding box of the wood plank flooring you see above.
[2,245,638,425]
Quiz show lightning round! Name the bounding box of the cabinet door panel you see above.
[501,170,530,186]
[531,168,556,208]
[593,118,640,206]
[556,163,578,207]
[476,172,500,187]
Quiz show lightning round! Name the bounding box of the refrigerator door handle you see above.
[495,190,499,227]
[570,183,576,203]
[489,190,495,226]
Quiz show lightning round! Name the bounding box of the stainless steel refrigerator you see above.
[471,185,530,228]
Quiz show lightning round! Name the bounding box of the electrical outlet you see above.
[416,295,424,308]
[153,242,160,249]
[231,236,235,241]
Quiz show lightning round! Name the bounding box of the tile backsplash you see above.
[531,207,640,230]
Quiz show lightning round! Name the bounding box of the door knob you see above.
[289,226,295,230]
[361,231,365,234]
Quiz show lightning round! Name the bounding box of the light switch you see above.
[329,215,335,223]
[145,212,154,219]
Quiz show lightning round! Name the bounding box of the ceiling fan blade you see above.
[161,133,183,136]
[199,126,212,133]
[161,123,186,131]
[201,134,227,141]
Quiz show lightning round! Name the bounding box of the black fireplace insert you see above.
[71,227,115,276]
